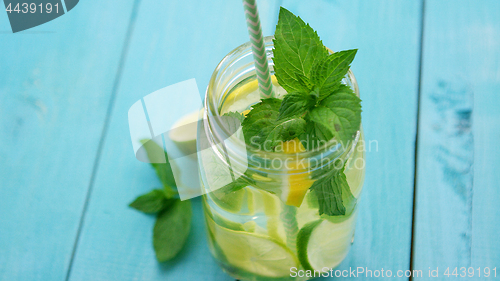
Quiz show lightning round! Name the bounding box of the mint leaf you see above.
[218,179,248,194]
[263,117,307,150]
[277,92,315,120]
[221,111,244,134]
[140,139,177,195]
[295,73,315,92]
[216,174,255,194]
[310,167,357,216]
[308,85,361,145]
[153,200,192,262]
[241,98,281,146]
[298,119,326,151]
[273,7,328,93]
[312,49,357,99]
[129,189,174,214]
[242,98,306,151]
[222,111,245,123]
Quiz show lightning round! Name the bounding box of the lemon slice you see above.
[297,214,357,271]
[209,220,298,278]
[280,139,315,207]
[242,109,251,116]
[169,110,201,155]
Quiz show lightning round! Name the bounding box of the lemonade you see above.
[199,7,365,279]
[200,70,365,280]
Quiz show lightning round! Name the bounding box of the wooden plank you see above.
[0,1,136,281]
[282,0,422,278]
[413,0,500,275]
[66,1,281,280]
[463,0,500,270]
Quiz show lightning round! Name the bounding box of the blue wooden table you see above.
[1,1,499,280]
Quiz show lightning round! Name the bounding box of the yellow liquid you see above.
[201,76,365,281]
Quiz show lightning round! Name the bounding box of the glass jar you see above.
[198,36,365,281]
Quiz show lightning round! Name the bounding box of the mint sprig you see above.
[271,8,361,148]
[242,7,361,150]
[273,8,328,93]
[130,140,191,262]
[237,7,361,217]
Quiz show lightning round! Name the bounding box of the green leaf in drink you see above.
[216,174,256,194]
[310,165,357,216]
[222,111,245,123]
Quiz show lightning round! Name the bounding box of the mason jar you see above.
[198,36,365,281]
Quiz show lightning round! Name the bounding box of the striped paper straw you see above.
[242,0,274,98]
[281,205,299,253]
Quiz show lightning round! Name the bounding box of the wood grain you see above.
[0,1,136,280]
[65,1,280,280]
[413,0,500,276]
[2,0,498,280]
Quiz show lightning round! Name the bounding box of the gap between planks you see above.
[64,0,143,280]
[410,0,426,280]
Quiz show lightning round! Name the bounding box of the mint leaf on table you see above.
[311,49,357,99]
[273,7,328,93]
[242,98,306,151]
[129,189,175,214]
[310,166,357,216]
[132,139,193,262]
[153,200,192,262]
[140,139,177,196]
